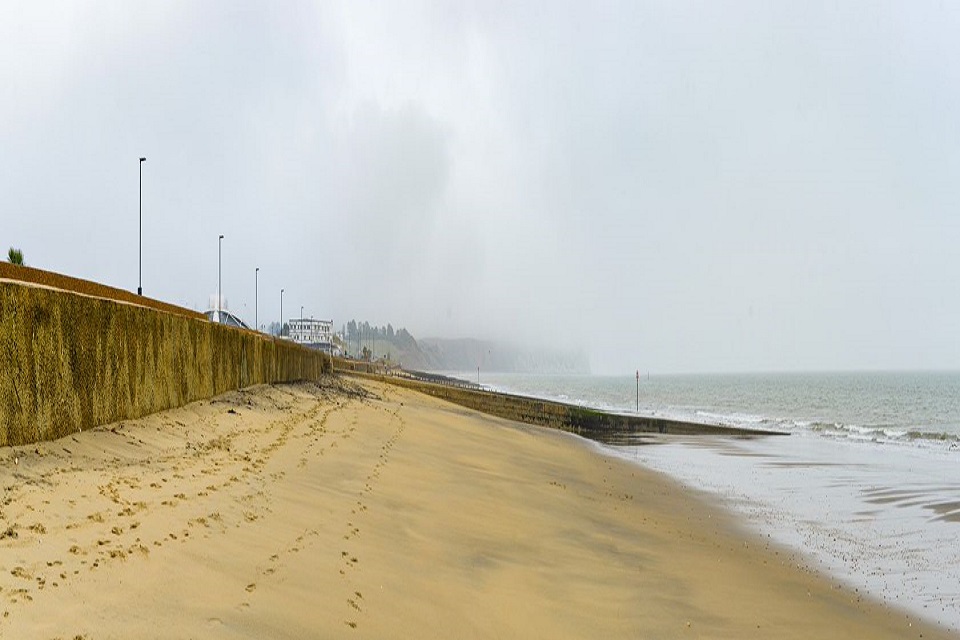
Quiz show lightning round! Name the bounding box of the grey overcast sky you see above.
[2,1,959,374]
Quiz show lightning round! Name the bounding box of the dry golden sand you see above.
[0,377,954,639]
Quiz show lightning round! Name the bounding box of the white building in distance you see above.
[289,318,334,351]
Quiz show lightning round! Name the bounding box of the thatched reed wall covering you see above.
[0,279,330,446]
[0,262,205,321]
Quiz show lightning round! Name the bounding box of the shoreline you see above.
[466,369,960,448]
[0,378,955,638]
[449,369,960,630]
[609,431,960,632]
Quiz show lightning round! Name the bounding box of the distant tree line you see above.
[343,320,418,360]
[344,320,415,346]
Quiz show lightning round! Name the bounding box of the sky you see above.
[2,1,959,375]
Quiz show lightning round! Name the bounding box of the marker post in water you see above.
[636,370,639,412]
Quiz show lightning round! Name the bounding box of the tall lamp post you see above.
[217,234,224,322]
[255,267,259,331]
[138,157,146,295]
[280,288,285,337]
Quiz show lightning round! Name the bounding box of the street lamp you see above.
[218,235,224,322]
[255,267,259,331]
[280,288,284,337]
[138,157,146,296]
[300,305,304,320]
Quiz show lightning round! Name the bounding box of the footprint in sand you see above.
[10,566,32,580]
[8,587,33,603]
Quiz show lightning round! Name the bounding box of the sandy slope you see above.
[0,377,952,639]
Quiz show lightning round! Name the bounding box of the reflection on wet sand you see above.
[604,432,960,631]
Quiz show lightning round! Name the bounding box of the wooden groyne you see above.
[341,369,787,439]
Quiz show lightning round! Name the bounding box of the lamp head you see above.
[139,157,146,162]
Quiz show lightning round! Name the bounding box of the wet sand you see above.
[615,431,960,630]
[0,377,953,638]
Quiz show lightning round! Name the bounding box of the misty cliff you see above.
[342,320,588,374]
[415,338,589,374]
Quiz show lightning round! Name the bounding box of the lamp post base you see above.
[137,287,142,296]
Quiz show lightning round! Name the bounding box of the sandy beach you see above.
[0,376,952,639]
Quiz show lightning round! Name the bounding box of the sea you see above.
[454,371,960,631]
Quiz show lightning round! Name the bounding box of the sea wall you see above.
[349,371,785,439]
[0,279,330,447]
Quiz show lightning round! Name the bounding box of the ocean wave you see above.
[481,376,960,450]
[803,421,959,447]
[695,410,768,425]
[649,411,959,449]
